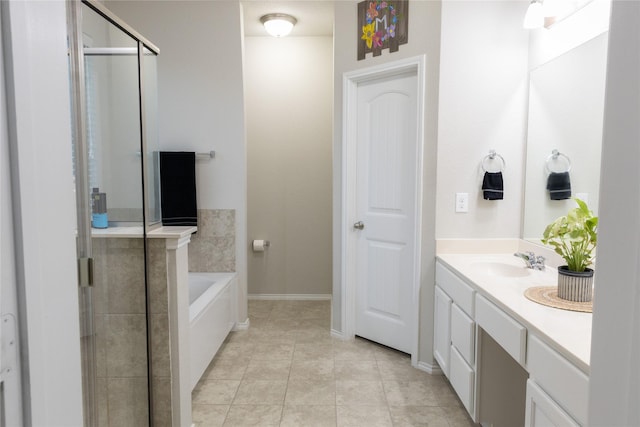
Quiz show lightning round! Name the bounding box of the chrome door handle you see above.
[353,221,365,230]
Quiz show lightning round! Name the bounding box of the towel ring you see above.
[482,150,506,173]
[545,149,571,173]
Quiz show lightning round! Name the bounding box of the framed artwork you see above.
[357,0,409,60]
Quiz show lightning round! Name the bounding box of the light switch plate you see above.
[456,193,469,213]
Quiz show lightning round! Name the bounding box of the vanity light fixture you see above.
[523,0,544,29]
[260,13,297,38]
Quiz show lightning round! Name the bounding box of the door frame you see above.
[341,55,426,365]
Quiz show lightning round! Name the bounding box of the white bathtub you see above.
[188,272,237,390]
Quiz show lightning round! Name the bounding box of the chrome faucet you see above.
[514,252,546,270]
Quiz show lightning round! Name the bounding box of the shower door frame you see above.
[67,0,160,424]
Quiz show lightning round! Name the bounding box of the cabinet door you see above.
[527,335,589,425]
[525,380,580,427]
[434,286,452,377]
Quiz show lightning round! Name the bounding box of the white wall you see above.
[2,1,83,424]
[245,36,333,297]
[106,0,248,321]
[436,0,530,239]
[588,1,640,424]
[333,0,441,368]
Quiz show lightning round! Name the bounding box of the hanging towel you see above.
[160,151,197,226]
[547,171,572,200]
[482,172,504,200]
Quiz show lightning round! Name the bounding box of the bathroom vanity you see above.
[434,253,591,427]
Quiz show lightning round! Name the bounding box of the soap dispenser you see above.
[91,187,108,228]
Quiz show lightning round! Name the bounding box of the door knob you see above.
[353,221,365,230]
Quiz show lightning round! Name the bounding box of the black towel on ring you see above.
[160,151,198,226]
[482,171,504,200]
[547,171,572,200]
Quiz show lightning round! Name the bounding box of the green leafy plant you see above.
[541,198,598,272]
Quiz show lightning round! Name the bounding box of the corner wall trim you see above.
[417,361,443,376]
[233,318,250,331]
[330,329,351,341]
[248,294,332,301]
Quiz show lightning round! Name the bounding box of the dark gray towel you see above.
[482,172,504,200]
[547,171,571,200]
[160,151,197,226]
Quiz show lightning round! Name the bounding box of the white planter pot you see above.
[557,266,594,302]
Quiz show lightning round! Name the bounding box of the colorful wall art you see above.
[358,0,409,60]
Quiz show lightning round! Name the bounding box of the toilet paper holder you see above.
[251,239,271,252]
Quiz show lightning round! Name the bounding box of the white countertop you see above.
[91,225,197,239]
[437,253,592,374]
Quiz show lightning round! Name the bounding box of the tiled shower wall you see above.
[92,238,149,426]
[89,209,235,426]
[189,209,236,272]
[92,237,179,427]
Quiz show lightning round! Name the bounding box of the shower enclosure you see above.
[67,1,161,425]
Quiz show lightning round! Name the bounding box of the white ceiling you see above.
[242,1,334,37]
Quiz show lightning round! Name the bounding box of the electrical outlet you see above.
[455,192,469,213]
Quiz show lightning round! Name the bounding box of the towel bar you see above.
[136,150,216,159]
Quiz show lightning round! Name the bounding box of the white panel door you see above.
[354,71,418,353]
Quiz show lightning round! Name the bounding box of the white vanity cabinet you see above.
[525,335,588,426]
[434,257,591,427]
[434,262,477,418]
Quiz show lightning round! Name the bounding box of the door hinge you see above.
[78,257,94,287]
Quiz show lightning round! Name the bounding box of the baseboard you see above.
[233,318,250,331]
[417,360,444,375]
[330,329,351,340]
[248,294,332,301]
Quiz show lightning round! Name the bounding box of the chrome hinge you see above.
[1,314,17,384]
[78,257,94,287]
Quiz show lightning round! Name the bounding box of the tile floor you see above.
[192,300,475,426]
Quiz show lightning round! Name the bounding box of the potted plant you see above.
[541,198,598,302]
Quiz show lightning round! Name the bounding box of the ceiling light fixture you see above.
[523,0,544,29]
[260,13,297,38]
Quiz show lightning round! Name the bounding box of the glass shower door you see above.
[68,1,160,425]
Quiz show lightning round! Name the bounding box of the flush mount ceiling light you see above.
[523,0,544,29]
[260,13,297,37]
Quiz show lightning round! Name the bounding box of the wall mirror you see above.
[522,32,608,242]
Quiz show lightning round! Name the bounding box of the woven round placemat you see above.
[524,286,593,313]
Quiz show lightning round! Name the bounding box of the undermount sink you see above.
[468,261,531,278]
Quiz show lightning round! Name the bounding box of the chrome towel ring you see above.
[545,149,571,173]
[482,149,506,173]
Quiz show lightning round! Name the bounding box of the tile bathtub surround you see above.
[189,209,236,272]
[191,300,474,427]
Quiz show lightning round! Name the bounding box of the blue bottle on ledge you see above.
[91,187,108,229]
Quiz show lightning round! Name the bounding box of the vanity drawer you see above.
[475,294,526,366]
[449,345,475,416]
[451,303,475,365]
[527,335,589,426]
[436,261,475,316]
